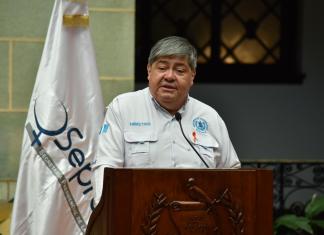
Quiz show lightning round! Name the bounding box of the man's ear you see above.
[147,64,151,80]
[192,69,196,79]
[191,69,196,83]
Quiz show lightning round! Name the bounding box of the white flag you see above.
[11,0,104,234]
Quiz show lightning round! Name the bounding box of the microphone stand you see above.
[175,112,209,168]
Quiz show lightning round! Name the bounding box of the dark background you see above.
[136,1,324,161]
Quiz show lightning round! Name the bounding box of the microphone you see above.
[175,112,209,168]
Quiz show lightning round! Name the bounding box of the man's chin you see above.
[158,92,176,100]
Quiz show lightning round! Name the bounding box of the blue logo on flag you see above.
[193,117,208,133]
[27,97,95,214]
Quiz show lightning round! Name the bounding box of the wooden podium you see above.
[86,168,272,235]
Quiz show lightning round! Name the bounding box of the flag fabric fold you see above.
[11,0,104,234]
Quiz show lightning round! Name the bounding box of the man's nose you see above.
[164,69,175,80]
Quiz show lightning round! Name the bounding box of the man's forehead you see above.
[154,55,189,66]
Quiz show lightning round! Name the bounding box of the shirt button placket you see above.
[170,118,177,167]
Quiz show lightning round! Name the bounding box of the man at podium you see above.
[92,36,240,204]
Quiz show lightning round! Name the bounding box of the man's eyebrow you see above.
[174,63,187,67]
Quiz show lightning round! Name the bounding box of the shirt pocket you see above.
[191,135,220,167]
[124,131,158,153]
[123,131,158,167]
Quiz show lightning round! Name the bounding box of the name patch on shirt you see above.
[193,117,208,133]
[129,121,151,127]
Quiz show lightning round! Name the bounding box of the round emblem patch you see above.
[193,117,208,133]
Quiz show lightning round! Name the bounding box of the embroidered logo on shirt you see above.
[129,121,151,127]
[193,117,208,133]
[99,122,110,134]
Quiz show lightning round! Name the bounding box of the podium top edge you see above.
[103,168,272,172]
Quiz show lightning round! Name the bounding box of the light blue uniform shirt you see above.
[92,88,240,202]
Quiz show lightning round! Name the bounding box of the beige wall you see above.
[0,0,135,200]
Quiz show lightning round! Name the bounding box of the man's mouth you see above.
[160,84,176,89]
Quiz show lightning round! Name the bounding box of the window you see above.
[136,0,304,83]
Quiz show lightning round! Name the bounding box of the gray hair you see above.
[148,36,197,70]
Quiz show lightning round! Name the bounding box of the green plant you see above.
[275,195,324,235]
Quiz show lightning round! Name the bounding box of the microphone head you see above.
[175,112,182,121]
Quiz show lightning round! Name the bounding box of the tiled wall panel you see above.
[0,0,135,183]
